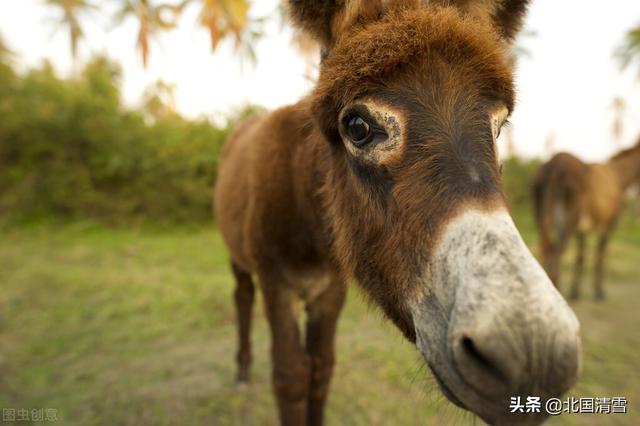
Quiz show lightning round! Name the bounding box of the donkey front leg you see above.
[231,261,255,383]
[261,275,310,426]
[569,233,585,300]
[594,232,610,301]
[305,278,346,426]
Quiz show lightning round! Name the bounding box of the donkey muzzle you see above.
[412,209,581,425]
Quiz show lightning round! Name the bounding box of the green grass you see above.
[0,217,638,425]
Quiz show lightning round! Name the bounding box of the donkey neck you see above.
[607,143,640,190]
[287,109,336,252]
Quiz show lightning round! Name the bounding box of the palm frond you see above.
[42,0,98,61]
[616,25,640,75]
[195,0,262,64]
[113,0,183,68]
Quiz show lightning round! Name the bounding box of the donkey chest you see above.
[283,265,334,303]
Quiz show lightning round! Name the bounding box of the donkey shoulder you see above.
[216,101,328,273]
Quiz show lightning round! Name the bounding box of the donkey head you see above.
[290,0,580,424]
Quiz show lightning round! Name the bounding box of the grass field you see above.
[0,214,638,425]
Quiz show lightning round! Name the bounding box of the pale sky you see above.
[1,0,640,161]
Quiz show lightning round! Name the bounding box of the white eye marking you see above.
[340,100,406,165]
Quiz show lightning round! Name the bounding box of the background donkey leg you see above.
[305,278,347,426]
[261,274,310,426]
[231,261,255,383]
[538,231,555,285]
[547,235,567,290]
[550,207,578,291]
[594,232,610,301]
[569,233,586,300]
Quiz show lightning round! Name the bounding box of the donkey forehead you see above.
[314,6,514,111]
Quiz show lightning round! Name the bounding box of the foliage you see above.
[109,0,264,68]
[616,24,640,77]
[191,0,266,64]
[39,0,265,68]
[0,55,241,223]
[113,0,185,68]
[501,155,542,217]
[0,34,16,86]
[0,33,15,64]
[42,0,97,62]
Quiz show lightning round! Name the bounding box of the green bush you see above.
[0,56,236,223]
[501,156,541,213]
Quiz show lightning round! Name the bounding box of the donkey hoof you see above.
[235,370,251,388]
[569,292,580,301]
[595,293,605,302]
[235,380,250,390]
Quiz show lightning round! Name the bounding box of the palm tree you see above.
[611,97,626,148]
[189,0,264,64]
[113,0,184,68]
[112,0,264,68]
[544,132,556,159]
[43,0,97,63]
[616,24,640,76]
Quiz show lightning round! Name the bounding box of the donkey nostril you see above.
[458,336,510,386]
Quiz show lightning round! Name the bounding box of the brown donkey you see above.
[533,139,640,300]
[215,1,581,425]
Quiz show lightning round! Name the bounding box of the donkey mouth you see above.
[424,354,549,426]
[427,364,467,410]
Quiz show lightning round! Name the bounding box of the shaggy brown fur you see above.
[215,1,531,424]
[288,0,529,51]
[533,138,640,300]
[312,6,515,144]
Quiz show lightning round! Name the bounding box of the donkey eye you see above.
[345,115,373,147]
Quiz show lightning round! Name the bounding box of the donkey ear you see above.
[287,0,388,52]
[435,0,531,43]
[490,0,531,42]
[287,1,343,50]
